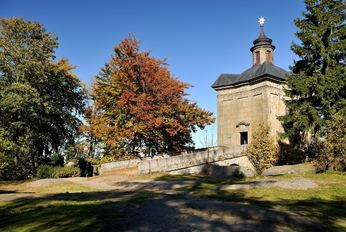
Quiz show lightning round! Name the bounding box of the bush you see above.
[78,158,93,177]
[36,165,56,179]
[80,157,114,177]
[247,123,279,173]
[36,165,81,179]
[0,152,17,180]
[316,113,346,171]
[53,166,81,178]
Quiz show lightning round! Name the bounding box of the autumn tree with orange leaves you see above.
[87,36,214,157]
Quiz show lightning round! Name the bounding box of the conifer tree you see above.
[280,0,345,146]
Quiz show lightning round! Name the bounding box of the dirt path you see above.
[0,170,325,231]
[0,168,318,200]
[118,195,323,232]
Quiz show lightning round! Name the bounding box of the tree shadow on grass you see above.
[155,174,345,231]
[0,190,18,194]
[177,175,345,232]
[0,190,244,232]
[0,176,344,232]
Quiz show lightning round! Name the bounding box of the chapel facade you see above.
[212,18,289,147]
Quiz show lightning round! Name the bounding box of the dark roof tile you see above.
[212,62,289,89]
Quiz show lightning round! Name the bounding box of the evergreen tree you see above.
[0,18,87,179]
[89,36,214,157]
[280,0,345,147]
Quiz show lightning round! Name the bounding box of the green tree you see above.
[280,0,345,147]
[316,112,346,171]
[0,18,87,179]
[89,36,214,157]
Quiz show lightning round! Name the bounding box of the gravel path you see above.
[0,170,318,203]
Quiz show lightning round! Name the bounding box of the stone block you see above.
[65,160,78,167]
[208,164,256,179]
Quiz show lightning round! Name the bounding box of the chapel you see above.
[212,17,289,147]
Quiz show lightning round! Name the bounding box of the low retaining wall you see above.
[99,158,141,174]
[168,156,255,175]
[138,145,247,174]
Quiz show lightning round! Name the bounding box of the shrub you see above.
[247,123,279,173]
[0,152,17,180]
[53,166,81,178]
[37,165,81,179]
[81,157,115,177]
[78,158,93,177]
[316,113,346,171]
[36,165,56,179]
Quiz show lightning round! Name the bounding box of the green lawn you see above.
[171,172,346,231]
[0,172,345,232]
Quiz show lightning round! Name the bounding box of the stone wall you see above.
[99,158,141,174]
[217,80,286,147]
[168,155,254,175]
[138,145,248,174]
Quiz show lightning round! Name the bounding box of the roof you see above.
[253,27,272,45]
[250,26,275,52]
[212,61,289,89]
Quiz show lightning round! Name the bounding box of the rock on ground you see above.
[208,164,256,179]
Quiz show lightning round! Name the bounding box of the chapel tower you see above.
[251,17,275,65]
[212,17,288,147]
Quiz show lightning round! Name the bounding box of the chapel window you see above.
[240,132,248,145]
[266,50,272,62]
[255,51,260,64]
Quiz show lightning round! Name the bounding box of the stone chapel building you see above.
[212,18,289,147]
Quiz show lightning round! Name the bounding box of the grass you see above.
[0,199,120,232]
[30,182,95,194]
[0,172,345,231]
[0,179,95,194]
[167,172,346,231]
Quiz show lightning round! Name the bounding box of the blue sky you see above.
[1,0,305,148]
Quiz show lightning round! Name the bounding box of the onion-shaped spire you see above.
[250,17,275,52]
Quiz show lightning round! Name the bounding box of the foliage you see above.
[36,165,56,179]
[80,156,123,176]
[79,105,103,158]
[0,128,18,180]
[63,139,90,160]
[36,165,81,179]
[83,156,117,165]
[279,0,346,147]
[276,141,306,165]
[88,35,214,157]
[0,152,16,181]
[315,113,346,171]
[0,18,87,178]
[247,123,279,173]
[53,166,81,178]
[78,158,94,177]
